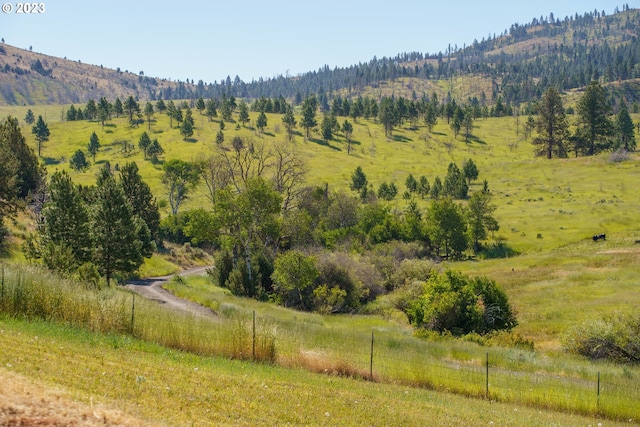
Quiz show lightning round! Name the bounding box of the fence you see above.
[1,264,638,421]
[129,299,639,421]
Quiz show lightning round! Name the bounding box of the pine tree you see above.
[24,109,35,125]
[120,162,160,243]
[144,102,154,130]
[342,119,353,154]
[282,106,297,141]
[146,139,164,163]
[300,95,318,139]
[532,87,569,159]
[69,150,89,171]
[31,115,50,157]
[462,159,479,186]
[124,96,140,123]
[180,108,194,139]
[238,101,250,127]
[614,101,636,151]
[87,131,100,162]
[90,170,150,286]
[256,111,268,133]
[41,170,92,271]
[575,81,613,156]
[138,132,151,158]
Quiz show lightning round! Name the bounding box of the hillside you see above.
[0,43,185,105]
[2,7,640,106]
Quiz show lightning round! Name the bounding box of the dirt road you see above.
[124,266,216,318]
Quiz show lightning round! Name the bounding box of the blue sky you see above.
[0,1,633,84]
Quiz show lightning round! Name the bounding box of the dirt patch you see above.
[0,369,157,426]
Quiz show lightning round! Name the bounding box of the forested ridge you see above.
[1,5,640,106]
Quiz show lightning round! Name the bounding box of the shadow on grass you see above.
[309,137,342,151]
[392,134,413,143]
[41,156,61,165]
[183,137,198,143]
[466,135,487,145]
[477,243,520,260]
[104,123,117,128]
[432,131,447,136]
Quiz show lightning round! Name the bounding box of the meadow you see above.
[1,101,640,423]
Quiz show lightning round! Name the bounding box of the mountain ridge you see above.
[1,6,639,106]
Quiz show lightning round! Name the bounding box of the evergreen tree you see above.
[0,116,41,200]
[430,176,443,199]
[166,100,177,127]
[98,97,111,127]
[69,150,89,171]
[144,102,154,130]
[206,99,217,121]
[300,95,318,139]
[24,109,35,125]
[91,171,151,286]
[41,170,92,271]
[256,111,268,133]
[85,99,97,120]
[321,114,334,141]
[405,173,418,194]
[238,101,250,127]
[66,105,77,122]
[417,176,430,199]
[120,162,160,243]
[87,132,100,162]
[282,106,297,141]
[443,163,468,199]
[124,96,140,123]
[31,115,50,157]
[196,97,206,114]
[146,139,164,163]
[138,132,151,158]
[614,101,636,151]
[350,166,367,194]
[180,108,194,139]
[215,130,225,145]
[575,81,613,156]
[462,159,479,186]
[342,119,353,154]
[532,87,569,159]
[113,98,124,118]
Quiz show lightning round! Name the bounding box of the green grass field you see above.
[2,103,640,423]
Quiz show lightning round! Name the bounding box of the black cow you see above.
[592,233,606,242]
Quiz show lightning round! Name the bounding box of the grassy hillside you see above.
[3,317,630,426]
[1,103,638,348]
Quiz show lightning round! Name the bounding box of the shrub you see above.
[404,270,517,336]
[562,313,640,363]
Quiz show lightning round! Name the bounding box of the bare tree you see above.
[271,141,308,212]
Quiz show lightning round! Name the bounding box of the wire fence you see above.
[1,265,638,422]
[176,308,639,422]
[128,300,640,421]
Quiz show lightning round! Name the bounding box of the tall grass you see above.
[1,262,638,420]
[0,263,276,363]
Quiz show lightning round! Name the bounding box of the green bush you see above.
[404,270,517,336]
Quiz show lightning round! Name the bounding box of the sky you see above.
[0,1,634,84]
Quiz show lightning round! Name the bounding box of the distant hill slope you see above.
[0,43,187,105]
[1,7,640,106]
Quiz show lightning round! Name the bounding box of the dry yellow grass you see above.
[0,368,157,426]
